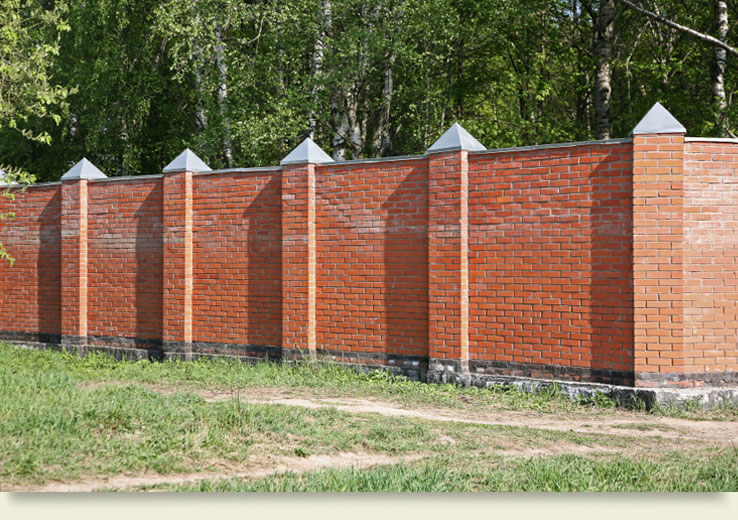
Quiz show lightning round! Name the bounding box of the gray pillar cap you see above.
[427,122,486,153]
[631,102,686,135]
[61,158,107,180]
[280,137,334,165]
[163,148,211,173]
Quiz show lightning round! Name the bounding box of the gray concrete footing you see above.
[472,374,738,411]
[429,368,738,411]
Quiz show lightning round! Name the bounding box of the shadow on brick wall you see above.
[135,186,163,347]
[383,170,429,359]
[589,152,634,378]
[246,175,282,347]
[38,191,61,339]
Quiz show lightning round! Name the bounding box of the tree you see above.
[0,0,71,147]
[615,0,737,136]
[1,0,71,263]
[583,0,616,139]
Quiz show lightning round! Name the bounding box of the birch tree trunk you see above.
[309,0,331,139]
[371,51,394,156]
[215,27,233,168]
[193,11,208,150]
[712,0,729,135]
[331,92,349,160]
[593,0,615,140]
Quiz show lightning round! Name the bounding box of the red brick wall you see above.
[684,141,738,377]
[468,143,634,377]
[315,159,429,360]
[0,186,61,337]
[3,136,738,387]
[192,171,282,347]
[87,179,163,343]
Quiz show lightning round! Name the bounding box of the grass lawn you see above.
[1,343,736,492]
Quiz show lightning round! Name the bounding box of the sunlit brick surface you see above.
[468,143,634,374]
[684,142,738,379]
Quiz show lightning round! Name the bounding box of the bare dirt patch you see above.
[10,452,422,493]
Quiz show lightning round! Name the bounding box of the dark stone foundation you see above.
[2,333,737,409]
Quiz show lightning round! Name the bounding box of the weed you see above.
[578,391,617,409]
[294,447,310,458]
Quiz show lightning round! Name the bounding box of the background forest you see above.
[1,0,737,182]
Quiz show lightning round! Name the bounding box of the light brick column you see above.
[60,159,106,350]
[61,179,88,348]
[631,103,686,387]
[426,124,485,385]
[280,138,333,360]
[162,149,209,360]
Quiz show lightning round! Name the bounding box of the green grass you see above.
[1,343,737,492]
[145,449,738,492]
[5,342,735,419]
[74,352,586,411]
[0,343,608,414]
[610,422,675,432]
[0,343,616,487]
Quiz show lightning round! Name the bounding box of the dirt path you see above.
[11,452,422,492]
[79,381,738,445]
[232,395,738,445]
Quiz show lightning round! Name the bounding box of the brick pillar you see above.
[280,138,333,360]
[61,179,88,348]
[60,158,106,350]
[631,103,686,387]
[426,124,485,385]
[162,149,209,360]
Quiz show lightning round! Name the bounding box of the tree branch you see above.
[616,0,738,57]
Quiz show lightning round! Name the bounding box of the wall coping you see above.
[468,137,632,157]
[685,137,738,143]
[197,166,282,176]
[6,136,642,190]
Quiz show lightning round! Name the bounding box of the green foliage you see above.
[0,163,35,265]
[0,0,64,262]
[0,0,72,145]
[2,1,738,180]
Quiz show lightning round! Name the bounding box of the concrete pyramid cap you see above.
[631,102,686,135]
[61,158,107,180]
[280,138,334,165]
[427,123,486,153]
[163,148,211,173]
[0,168,23,187]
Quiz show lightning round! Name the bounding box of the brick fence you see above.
[1,103,736,388]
